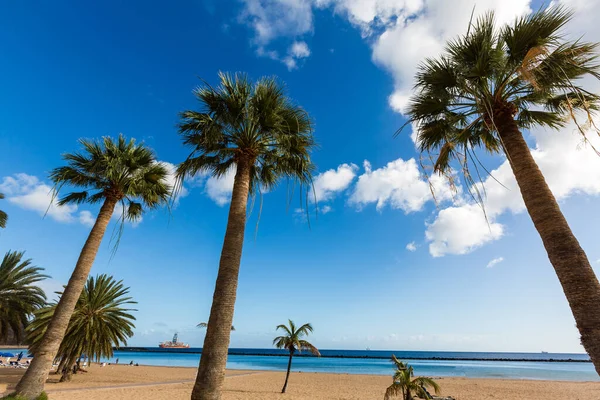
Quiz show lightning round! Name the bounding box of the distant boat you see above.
[159,333,189,349]
[366,347,371,351]
[541,351,548,354]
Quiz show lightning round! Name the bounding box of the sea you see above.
[3,348,597,381]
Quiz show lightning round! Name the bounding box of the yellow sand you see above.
[1,364,599,399]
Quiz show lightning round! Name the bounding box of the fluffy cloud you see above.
[426,122,600,257]
[78,210,95,227]
[284,41,311,70]
[406,241,417,252]
[486,257,504,269]
[349,158,454,213]
[313,163,358,202]
[420,0,600,257]
[161,162,188,203]
[205,168,236,206]
[241,0,314,44]
[237,0,531,93]
[0,163,180,226]
[370,0,531,112]
[0,173,83,224]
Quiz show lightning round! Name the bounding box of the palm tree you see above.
[15,135,170,399]
[27,274,136,382]
[0,251,47,343]
[403,6,600,373]
[273,320,320,394]
[0,193,7,228]
[384,355,440,400]
[197,322,235,331]
[177,72,316,399]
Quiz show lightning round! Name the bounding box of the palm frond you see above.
[0,251,47,342]
[176,72,316,213]
[27,274,136,363]
[401,5,600,209]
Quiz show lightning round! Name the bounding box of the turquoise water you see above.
[4,347,596,381]
[107,350,598,381]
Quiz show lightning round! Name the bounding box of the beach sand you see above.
[1,364,599,399]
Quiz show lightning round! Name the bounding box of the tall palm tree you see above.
[27,274,136,382]
[403,6,600,373]
[177,72,316,399]
[197,322,235,331]
[384,355,440,400]
[273,320,320,394]
[15,135,170,399]
[0,251,47,343]
[0,193,7,228]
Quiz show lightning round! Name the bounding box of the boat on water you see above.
[159,333,189,349]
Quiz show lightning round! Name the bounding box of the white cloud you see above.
[241,0,314,45]
[349,158,454,213]
[406,241,417,252]
[320,205,332,214]
[426,122,600,257]
[160,161,188,203]
[0,173,82,224]
[369,0,531,113]
[205,168,236,206]
[78,210,95,227]
[422,0,600,257]
[283,41,311,70]
[486,257,504,268]
[313,163,358,202]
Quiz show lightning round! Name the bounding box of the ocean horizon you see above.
[107,349,599,381]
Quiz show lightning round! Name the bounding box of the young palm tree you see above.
[0,251,47,343]
[403,7,600,373]
[273,320,320,394]
[177,72,316,399]
[197,322,235,331]
[15,135,170,399]
[384,356,440,400]
[0,193,7,228]
[27,274,136,382]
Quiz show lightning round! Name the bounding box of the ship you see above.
[159,333,190,349]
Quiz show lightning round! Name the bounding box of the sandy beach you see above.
[2,364,599,399]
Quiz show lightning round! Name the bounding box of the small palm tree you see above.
[385,356,440,400]
[16,135,170,399]
[27,274,136,382]
[0,193,7,228]
[0,251,47,343]
[403,6,600,373]
[273,320,320,394]
[197,322,235,331]
[177,72,316,400]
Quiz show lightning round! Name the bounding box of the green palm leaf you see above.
[175,72,316,200]
[27,274,136,369]
[0,251,47,343]
[385,356,441,400]
[50,134,172,225]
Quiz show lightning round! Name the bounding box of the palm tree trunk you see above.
[496,111,600,374]
[15,198,118,399]
[281,350,294,393]
[191,159,252,400]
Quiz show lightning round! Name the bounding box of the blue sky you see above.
[2,0,600,353]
